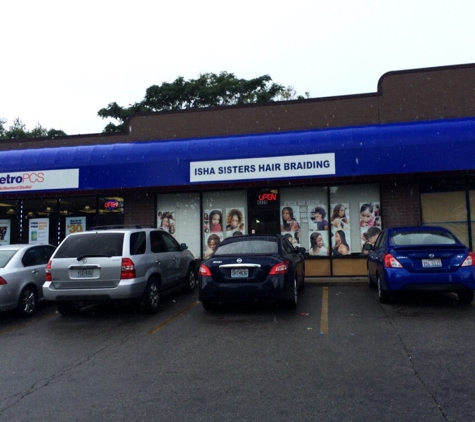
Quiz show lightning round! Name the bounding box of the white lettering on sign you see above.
[190,154,335,182]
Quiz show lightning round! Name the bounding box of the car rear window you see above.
[214,240,278,255]
[0,250,17,267]
[54,233,125,258]
[391,230,458,246]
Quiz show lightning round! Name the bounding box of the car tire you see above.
[16,286,37,317]
[368,268,377,289]
[377,275,391,304]
[201,300,218,311]
[141,278,161,314]
[57,303,82,316]
[282,277,298,309]
[458,290,474,304]
[182,266,197,293]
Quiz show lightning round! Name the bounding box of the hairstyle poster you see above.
[204,209,223,235]
[225,208,245,237]
[0,219,11,245]
[204,232,223,259]
[280,205,300,234]
[359,202,382,251]
[330,203,350,232]
[157,211,176,236]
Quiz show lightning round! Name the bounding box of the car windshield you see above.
[214,240,278,255]
[391,230,458,246]
[0,250,17,267]
[54,233,125,258]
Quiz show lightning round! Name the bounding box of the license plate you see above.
[76,269,94,278]
[422,258,442,268]
[231,268,248,278]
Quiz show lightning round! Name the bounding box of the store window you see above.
[329,184,382,257]
[0,200,20,244]
[58,196,99,241]
[421,191,469,245]
[202,190,247,259]
[157,192,200,258]
[280,186,329,254]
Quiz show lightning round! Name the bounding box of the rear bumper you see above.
[42,279,147,302]
[199,275,290,303]
[384,267,475,292]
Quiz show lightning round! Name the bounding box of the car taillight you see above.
[199,264,212,277]
[121,258,136,279]
[269,260,289,275]
[0,276,7,285]
[462,252,475,267]
[384,254,403,268]
[45,260,52,282]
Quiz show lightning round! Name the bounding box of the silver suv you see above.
[43,228,197,316]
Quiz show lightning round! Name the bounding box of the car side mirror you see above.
[181,243,188,250]
[296,247,306,255]
[363,243,373,251]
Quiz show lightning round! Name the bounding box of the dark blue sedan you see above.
[366,226,475,303]
[198,235,306,310]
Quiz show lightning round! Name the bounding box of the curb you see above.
[305,277,367,286]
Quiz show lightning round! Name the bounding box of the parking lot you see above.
[2,281,475,422]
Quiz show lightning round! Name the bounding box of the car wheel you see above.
[458,290,474,304]
[183,266,196,293]
[282,277,298,309]
[16,286,37,317]
[377,275,390,304]
[57,303,82,316]
[141,278,161,314]
[368,268,377,289]
[201,300,218,311]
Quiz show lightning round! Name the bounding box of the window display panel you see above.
[280,187,329,254]
[22,198,59,245]
[202,190,247,258]
[329,184,382,256]
[58,197,98,241]
[421,191,469,246]
[157,193,200,258]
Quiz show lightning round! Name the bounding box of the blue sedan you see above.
[365,226,475,303]
[198,235,306,310]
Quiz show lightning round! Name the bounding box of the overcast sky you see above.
[1,0,474,135]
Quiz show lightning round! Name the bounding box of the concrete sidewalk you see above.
[305,277,367,286]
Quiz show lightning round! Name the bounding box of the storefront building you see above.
[0,63,474,277]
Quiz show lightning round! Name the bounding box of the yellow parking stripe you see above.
[0,313,54,335]
[147,300,199,335]
[320,287,329,335]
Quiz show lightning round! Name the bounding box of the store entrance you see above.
[247,188,280,236]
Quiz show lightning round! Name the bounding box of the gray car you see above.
[0,244,56,317]
[43,228,197,316]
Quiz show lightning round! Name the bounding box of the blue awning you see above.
[0,117,474,193]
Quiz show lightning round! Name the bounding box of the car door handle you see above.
[156,260,161,265]
[31,270,38,274]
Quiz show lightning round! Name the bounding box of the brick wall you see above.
[381,180,421,227]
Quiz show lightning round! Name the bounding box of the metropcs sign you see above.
[0,169,79,192]
[190,153,335,183]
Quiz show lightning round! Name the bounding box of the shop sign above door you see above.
[190,153,335,183]
[0,169,79,193]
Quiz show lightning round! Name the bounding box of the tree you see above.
[98,72,309,133]
[0,117,66,140]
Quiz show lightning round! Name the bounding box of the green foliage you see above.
[97,72,306,134]
[0,117,66,140]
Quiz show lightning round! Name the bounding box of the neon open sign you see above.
[258,193,277,201]
[104,200,119,210]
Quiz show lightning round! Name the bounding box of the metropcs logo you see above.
[0,169,79,192]
[0,172,45,185]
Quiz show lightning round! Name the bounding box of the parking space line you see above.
[147,300,199,335]
[0,313,55,335]
[320,287,329,335]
